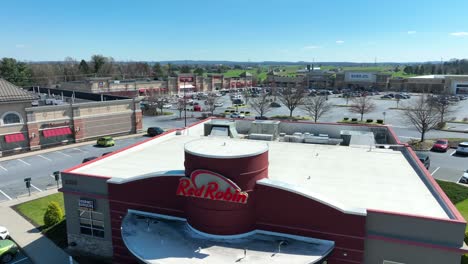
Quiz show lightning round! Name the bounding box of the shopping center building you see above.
[60,119,467,264]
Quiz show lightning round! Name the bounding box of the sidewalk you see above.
[0,189,77,264]
[0,132,145,163]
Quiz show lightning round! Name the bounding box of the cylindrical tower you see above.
[182,138,269,235]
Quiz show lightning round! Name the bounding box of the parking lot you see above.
[0,136,149,202]
[7,249,33,264]
[427,149,468,183]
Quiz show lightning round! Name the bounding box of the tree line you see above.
[402,59,468,75]
[0,56,249,87]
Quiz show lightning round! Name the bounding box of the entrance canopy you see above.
[121,211,334,264]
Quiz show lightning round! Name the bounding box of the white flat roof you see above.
[71,122,449,219]
[410,74,468,79]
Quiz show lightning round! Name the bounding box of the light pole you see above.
[184,79,187,127]
[383,111,386,124]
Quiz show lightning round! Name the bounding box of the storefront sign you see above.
[176,169,248,204]
[79,198,95,210]
[41,121,70,129]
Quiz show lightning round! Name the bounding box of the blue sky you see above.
[1,0,468,62]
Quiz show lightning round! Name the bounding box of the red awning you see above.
[4,133,25,143]
[42,127,72,138]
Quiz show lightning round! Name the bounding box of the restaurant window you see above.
[79,210,104,238]
[2,112,22,125]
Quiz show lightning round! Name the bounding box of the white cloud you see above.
[450,32,468,36]
[15,44,25,48]
[407,31,416,34]
[335,40,344,44]
[303,45,321,50]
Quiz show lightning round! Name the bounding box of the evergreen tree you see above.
[0,58,32,86]
[78,60,89,74]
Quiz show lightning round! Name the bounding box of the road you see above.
[1,92,468,202]
[0,136,148,202]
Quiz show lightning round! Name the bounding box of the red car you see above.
[431,139,449,152]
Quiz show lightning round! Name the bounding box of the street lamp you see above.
[382,111,386,124]
[184,79,187,127]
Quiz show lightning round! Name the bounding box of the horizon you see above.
[2,0,468,62]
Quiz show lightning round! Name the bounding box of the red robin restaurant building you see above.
[60,119,468,264]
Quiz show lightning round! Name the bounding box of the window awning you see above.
[42,127,72,138]
[4,133,25,143]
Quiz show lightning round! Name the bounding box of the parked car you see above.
[214,102,223,107]
[415,152,430,170]
[230,113,245,119]
[456,142,468,155]
[0,239,18,263]
[381,95,392,99]
[459,169,468,184]
[0,227,9,240]
[82,156,98,163]
[458,95,468,100]
[147,127,164,137]
[270,102,281,107]
[162,104,172,109]
[96,136,115,147]
[431,139,449,152]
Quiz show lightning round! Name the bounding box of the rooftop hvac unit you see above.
[249,120,280,139]
[249,133,274,141]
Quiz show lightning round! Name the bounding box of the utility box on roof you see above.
[249,120,280,140]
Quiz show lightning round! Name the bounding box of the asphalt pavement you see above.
[0,136,149,202]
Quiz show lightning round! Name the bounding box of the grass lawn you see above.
[14,193,68,248]
[15,193,64,227]
[456,199,468,232]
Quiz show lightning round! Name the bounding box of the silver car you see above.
[456,142,468,155]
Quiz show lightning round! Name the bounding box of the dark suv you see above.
[147,127,164,137]
[415,152,430,170]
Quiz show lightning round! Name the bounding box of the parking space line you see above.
[431,167,440,175]
[0,165,7,171]
[56,151,72,157]
[0,189,12,200]
[10,257,28,264]
[17,159,31,166]
[38,155,52,161]
[73,147,87,153]
[30,184,42,192]
[450,150,456,156]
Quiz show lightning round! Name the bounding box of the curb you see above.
[0,133,146,163]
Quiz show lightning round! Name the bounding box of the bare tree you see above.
[176,99,185,118]
[301,96,333,122]
[250,93,272,118]
[242,89,251,106]
[348,96,376,121]
[429,94,457,124]
[402,95,441,142]
[204,93,220,115]
[146,90,166,115]
[278,84,306,117]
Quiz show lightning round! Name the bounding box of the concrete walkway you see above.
[0,132,145,163]
[1,189,77,264]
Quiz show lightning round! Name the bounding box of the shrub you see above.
[351,118,358,122]
[463,117,468,122]
[436,122,446,129]
[465,232,468,245]
[376,119,384,124]
[343,117,349,121]
[366,119,373,123]
[43,201,64,227]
